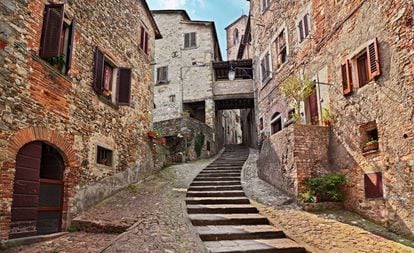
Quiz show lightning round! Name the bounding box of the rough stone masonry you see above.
[0,0,161,240]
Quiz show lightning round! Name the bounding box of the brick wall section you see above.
[258,125,330,197]
[252,0,414,237]
[0,0,159,240]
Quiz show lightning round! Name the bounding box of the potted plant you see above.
[363,139,379,153]
[102,90,112,100]
[48,55,66,70]
[322,108,333,126]
[147,130,158,139]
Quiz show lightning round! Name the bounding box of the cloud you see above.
[148,0,187,9]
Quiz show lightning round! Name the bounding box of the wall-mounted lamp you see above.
[228,66,253,81]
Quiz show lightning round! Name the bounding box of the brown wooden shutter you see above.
[364,172,383,198]
[65,18,76,74]
[190,33,196,47]
[140,27,145,50]
[144,31,149,54]
[367,38,380,80]
[117,68,132,105]
[304,14,309,37]
[93,47,105,93]
[298,21,304,42]
[184,33,190,48]
[40,4,64,59]
[341,60,353,95]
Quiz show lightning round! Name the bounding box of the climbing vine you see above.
[194,133,205,158]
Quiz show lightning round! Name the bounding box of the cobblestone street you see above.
[3,149,414,253]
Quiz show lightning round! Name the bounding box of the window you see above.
[140,26,149,54]
[169,94,176,103]
[270,112,283,135]
[360,121,379,153]
[206,141,211,151]
[156,66,168,84]
[341,38,381,95]
[275,29,288,67]
[259,118,264,131]
[96,146,113,166]
[364,172,383,198]
[298,13,310,43]
[184,32,197,48]
[233,28,239,45]
[260,51,271,84]
[93,47,132,106]
[261,0,271,12]
[39,4,75,74]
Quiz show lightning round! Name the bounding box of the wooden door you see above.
[10,142,42,239]
[37,144,64,235]
[308,91,319,125]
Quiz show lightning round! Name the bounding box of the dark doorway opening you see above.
[10,142,65,239]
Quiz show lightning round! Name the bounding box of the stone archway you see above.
[0,127,78,240]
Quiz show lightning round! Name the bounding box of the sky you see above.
[147,0,250,60]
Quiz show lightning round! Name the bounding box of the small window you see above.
[259,118,264,130]
[39,4,75,74]
[360,121,379,153]
[276,29,288,67]
[261,0,271,13]
[233,28,239,45]
[156,66,168,84]
[169,95,176,103]
[96,146,113,166]
[270,112,283,135]
[93,47,132,106]
[298,13,310,43]
[364,172,383,198]
[260,52,271,84]
[184,32,197,48]
[140,26,149,54]
[206,141,211,151]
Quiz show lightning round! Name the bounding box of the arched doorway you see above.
[10,141,65,239]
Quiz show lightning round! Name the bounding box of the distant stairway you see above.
[186,145,306,253]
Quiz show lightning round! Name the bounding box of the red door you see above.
[10,142,42,239]
[308,91,319,125]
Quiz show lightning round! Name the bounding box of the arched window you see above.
[233,28,239,45]
[270,112,283,134]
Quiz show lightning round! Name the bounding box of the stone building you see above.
[0,0,161,240]
[251,0,414,237]
[225,15,257,148]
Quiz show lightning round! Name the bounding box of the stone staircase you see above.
[186,146,306,253]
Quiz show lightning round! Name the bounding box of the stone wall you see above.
[251,0,414,237]
[0,0,159,239]
[154,117,217,161]
[258,125,330,197]
[226,15,248,61]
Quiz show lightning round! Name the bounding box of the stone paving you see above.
[4,154,222,253]
[242,149,414,253]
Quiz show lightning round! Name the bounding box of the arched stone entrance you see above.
[10,142,65,238]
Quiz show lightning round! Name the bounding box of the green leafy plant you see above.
[322,108,333,125]
[47,55,66,69]
[280,76,315,124]
[194,133,205,158]
[364,138,378,146]
[302,173,347,202]
[67,224,78,233]
[301,190,317,203]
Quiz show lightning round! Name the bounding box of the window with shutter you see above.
[93,48,105,93]
[40,4,75,74]
[117,68,132,106]
[304,14,310,37]
[341,60,353,95]
[156,66,168,84]
[261,52,271,84]
[184,33,196,48]
[298,20,304,43]
[276,29,287,66]
[140,27,149,55]
[364,172,383,198]
[298,13,311,43]
[367,38,381,80]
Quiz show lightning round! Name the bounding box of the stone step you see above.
[202,169,242,173]
[204,238,306,253]
[197,174,241,178]
[186,197,250,205]
[187,190,245,197]
[187,204,258,214]
[196,225,285,241]
[189,214,269,226]
[190,181,241,186]
[188,185,243,191]
[193,177,241,181]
